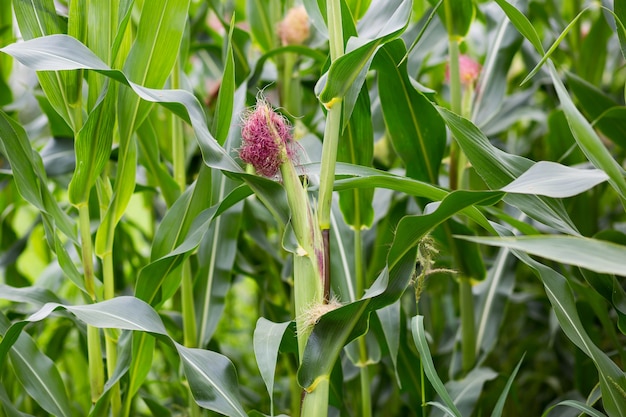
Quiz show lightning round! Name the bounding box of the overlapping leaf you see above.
[0,297,248,417]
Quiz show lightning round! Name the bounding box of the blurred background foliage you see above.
[1,0,626,416]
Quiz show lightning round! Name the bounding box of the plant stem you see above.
[102,253,122,415]
[459,278,476,372]
[446,24,477,374]
[447,38,462,191]
[280,159,323,360]
[358,339,372,417]
[354,226,372,417]
[317,0,344,231]
[281,52,302,117]
[301,378,330,417]
[78,204,105,403]
[181,262,198,347]
[95,171,122,415]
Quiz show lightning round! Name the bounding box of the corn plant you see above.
[1,0,625,416]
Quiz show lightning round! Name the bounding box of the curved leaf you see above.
[373,40,446,184]
[436,106,580,235]
[412,315,462,417]
[0,313,72,417]
[253,318,292,413]
[501,161,609,198]
[0,297,248,417]
[460,235,626,277]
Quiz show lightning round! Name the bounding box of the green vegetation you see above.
[1,0,625,416]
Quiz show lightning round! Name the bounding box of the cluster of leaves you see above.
[0,0,625,416]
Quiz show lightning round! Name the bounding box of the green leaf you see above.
[508,250,626,416]
[136,180,255,308]
[12,0,76,129]
[548,62,626,202]
[0,313,72,417]
[246,0,279,53]
[136,168,213,305]
[0,111,76,242]
[493,0,544,54]
[438,0,474,38]
[68,83,116,205]
[501,161,609,198]
[522,7,591,86]
[436,106,580,235]
[321,163,493,232]
[318,0,411,121]
[373,40,446,184]
[297,190,501,390]
[337,85,374,228]
[490,354,525,417]
[253,318,292,413]
[0,285,61,305]
[387,190,503,269]
[0,297,248,417]
[176,346,248,417]
[542,400,608,417]
[457,235,626,277]
[411,315,462,417]
[431,367,498,417]
[196,41,245,347]
[566,71,626,150]
[0,34,242,173]
[118,0,191,139]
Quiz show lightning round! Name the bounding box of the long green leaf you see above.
[253,318,292,414]
[387,190,503,268]
[196,40,244,347]
[542,400,608,417]
[481,225,626,416]
[12,0,76,129]
[0,34,241,172]
[436,106,580,235]
[373,40,446,184]
[337,85,374,228]
[547,61,626,202]
[0,313,72,417]
[493,0,544,54]
[411,315,462,417]
[501,161,609,198]
[318,0,411,122]
[0,111,76,242]
[490,354,525,417]
[68,83,116,205]
[457,235,626,277]
[0,297,248,416]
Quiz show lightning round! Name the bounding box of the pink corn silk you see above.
[240,102,294,177]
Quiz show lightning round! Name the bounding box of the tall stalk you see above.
[445,0,476,373]
[171,56,200,417]
[317,0,344,234]
[96,172,122,415]
[78,204,105,403]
